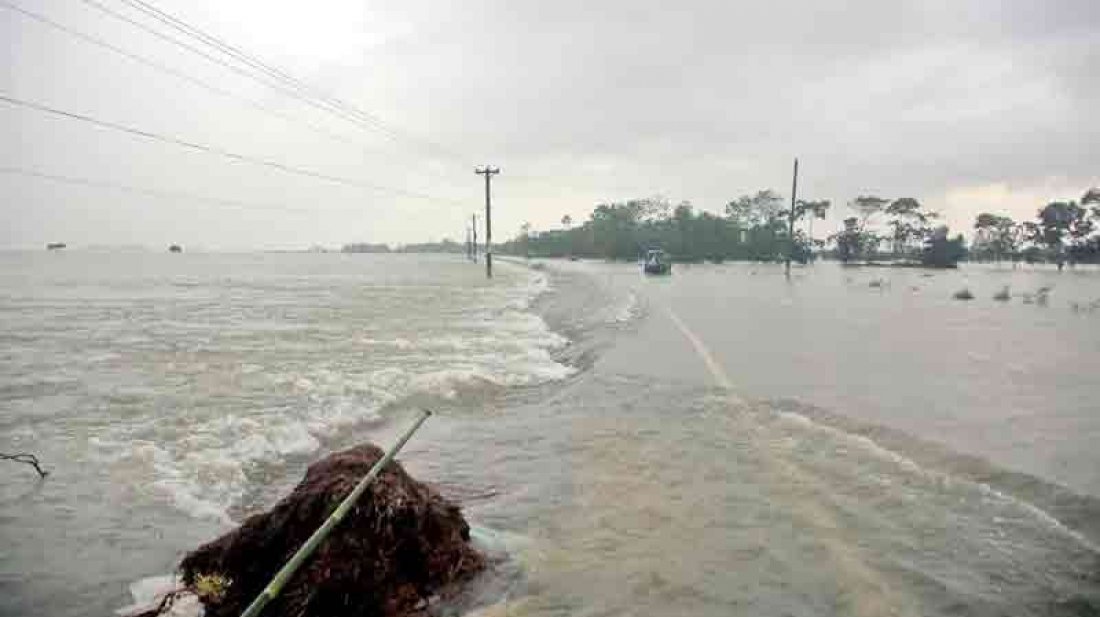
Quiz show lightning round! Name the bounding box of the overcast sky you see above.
[2,0,1097,250]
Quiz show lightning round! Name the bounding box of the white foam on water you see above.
[304,396,387,437]
[131,262,574,524]
[116,575,202,617]
[608,291,640,324]
[132,261,567,521]
[774,408,1100,554]
[470,525,535,557]
[502,266,551,311]
[972,481,1100,554]
[129,412,327,524]
[147,443,239,526]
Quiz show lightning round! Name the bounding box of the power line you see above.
[1,165,336,214]
[0,2,337,147]
[0,93,465,206]
[0,0,462,185]
[117,0,396,136]
[123,0,468,164]
[74,0,370,133]
[4,165,476,247]
[77,0,468,166]
[8,1,650,207]
[120,0,408,144]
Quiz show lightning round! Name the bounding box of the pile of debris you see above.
[165,443,483,617]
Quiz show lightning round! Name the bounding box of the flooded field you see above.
[1,253,1097,616]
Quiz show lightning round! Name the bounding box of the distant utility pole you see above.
[475,166,500,278]
[808,208,815,254]
[786,157,799,277]
[471,214,478,263]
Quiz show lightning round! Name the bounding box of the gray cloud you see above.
[2,0,1097,249]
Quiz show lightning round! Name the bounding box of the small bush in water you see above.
[193,572,232,604]
[953,288,975,301]
[993,286,1010,301]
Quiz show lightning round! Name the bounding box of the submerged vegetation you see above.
[192,573,231,604]
[953,288,975,301]
[971,188,1100,268]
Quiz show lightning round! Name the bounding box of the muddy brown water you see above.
[1,253,1098,616]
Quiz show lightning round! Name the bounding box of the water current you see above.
[1,251,1097,616]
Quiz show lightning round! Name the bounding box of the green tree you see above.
[724,190,786,261]
[781,199,830,271]
[1083,188,1100,210]
[851,195,889,227]
[972,213,1020,263]
[560,215,574,257]
[586,197,672,260]
[884,198,936,259]
[725,190,783,228]
[1029,201,1092,269]
[520,222,532,258]
[831,217,869,263]
[1083,189,1100,262]
[826,196,887,263]
[921,226,967,268]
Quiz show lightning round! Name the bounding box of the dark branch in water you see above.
[1,452,49,477]
[121,587,189,617]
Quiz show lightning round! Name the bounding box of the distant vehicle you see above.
[643,249,671,275]
[169,244,183,253]
[46,242,66,251]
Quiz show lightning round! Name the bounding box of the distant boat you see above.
[169,244,183,253]
[46,242,66,251]
[643,249,671,275]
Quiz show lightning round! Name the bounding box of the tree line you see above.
[970,188,1100,268]
[499,187,1100,269]
[341,240,467,254]
[500,192,825,264]
[499,192,951,267]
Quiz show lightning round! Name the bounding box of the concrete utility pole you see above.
[471,214,478,263]
[786,157,799,277]
[475,166,500,278]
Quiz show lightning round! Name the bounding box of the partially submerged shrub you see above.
[1071,299,1100,313]
[953,288,974,301]
[193,573,232,604]
[179,443,484,617]
[1024,286,1052,306]
[993,286,1010,301]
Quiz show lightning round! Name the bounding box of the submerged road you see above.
[664,304,918,616]
[478,258,1100,616]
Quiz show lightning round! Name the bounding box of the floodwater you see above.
[1,252,1097,616]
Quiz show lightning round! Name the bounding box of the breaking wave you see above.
[87,260,573,523]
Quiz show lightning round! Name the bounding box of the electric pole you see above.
[471,214,478,263]
[475,166,500,278]
[786,157,799,277]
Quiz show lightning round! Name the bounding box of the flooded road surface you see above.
[2,254,1098,616]
[415,260,1100,616]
